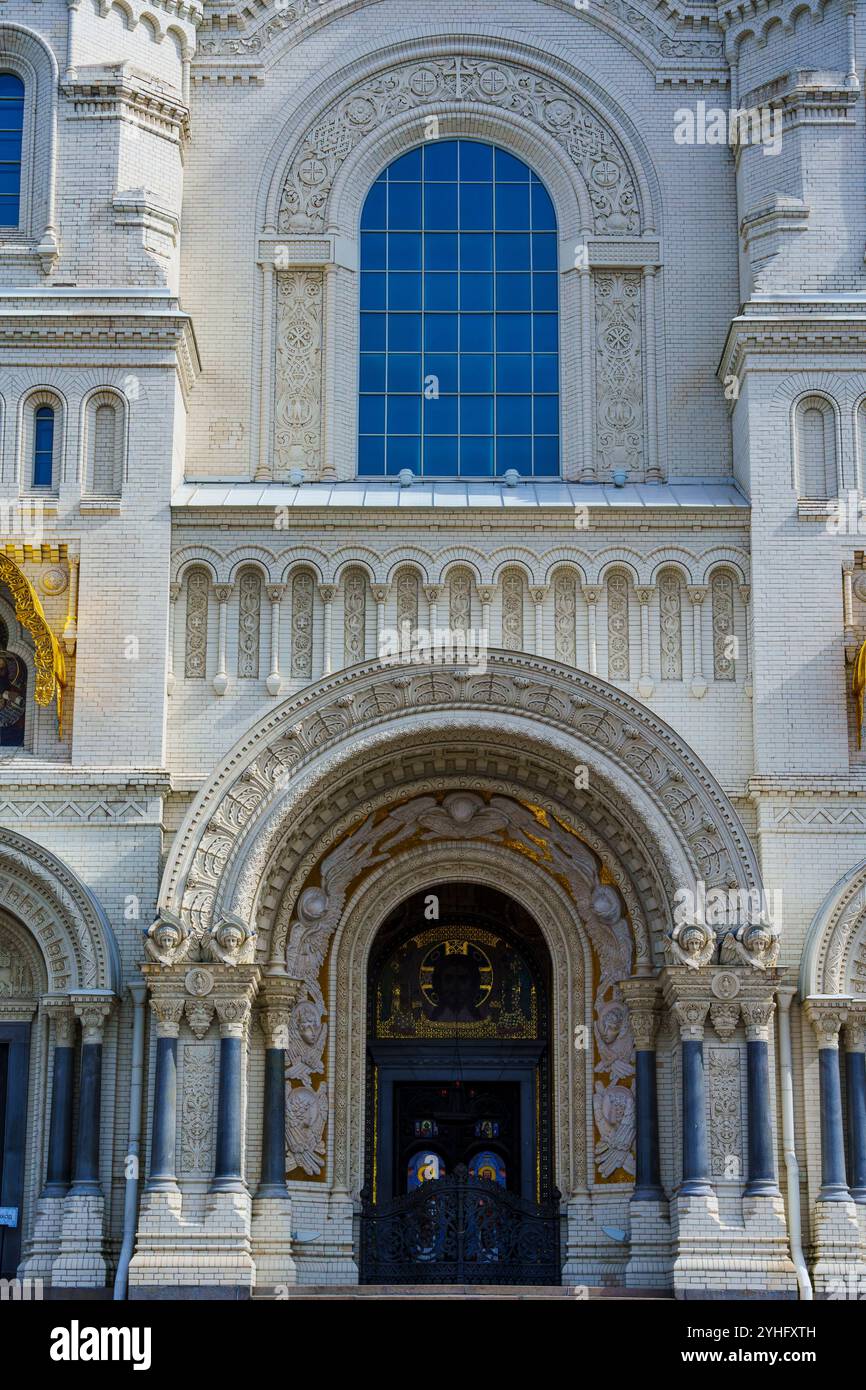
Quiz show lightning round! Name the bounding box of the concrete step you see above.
[252,1284,671,1300]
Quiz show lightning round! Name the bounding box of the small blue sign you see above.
[0,1207,18,1228]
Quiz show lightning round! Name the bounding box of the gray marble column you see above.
[844,1012,866,1204]
[41,1003,76,1197]
[673,1000,713,1197]
[68,995,113,1196]
[210,995,252,1194]
[741,999,780,1197]
[805,1001,850,1202]
[145,995,184,1192]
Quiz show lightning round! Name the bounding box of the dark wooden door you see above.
[0,1024,31,1277]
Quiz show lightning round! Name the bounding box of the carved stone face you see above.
[682,925,706,956]
[298,886,328,923]
[591,884,621,922]
[218,924,243,954]
[598,1004,625,1045]
[447,794,476,824]
[296,1003,320,1046]
[746,925,771,957]
[155,924,180,952]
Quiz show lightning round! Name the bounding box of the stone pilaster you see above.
[619,978,670,1290]
[18,997,70,1283]
[251,976,301,1289]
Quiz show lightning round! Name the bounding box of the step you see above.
[252,1284,672,1300]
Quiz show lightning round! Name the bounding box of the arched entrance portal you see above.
[360,883,560,1285]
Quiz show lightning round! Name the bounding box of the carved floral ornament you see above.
[276,55,642,235]
[801,857,866,999]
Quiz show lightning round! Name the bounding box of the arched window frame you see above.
[0,30,59,262]
[20,388,63,494]
[791,393,839,502]
[0,70,24,232]
[81,388,126,498]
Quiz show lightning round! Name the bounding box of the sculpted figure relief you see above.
[206,915,257,966]
[144,911,193,968]
[286,999,327,1086]
[593,1081,636,1178]
[594,1000,635,1083]
[285,1083,328,1176]
[664,920,717,970]
[720,921,780,972]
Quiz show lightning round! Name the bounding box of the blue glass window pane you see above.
[0,74,25,97]
[534,437,559,474]
[495,234,531,270]
[360,272,386,310]
[424,183,457,230]
[460,233,492,271]
[425,233,458,270]
[462,396,494,433]
[0,166,19,195]
[534,396,559,433]
[359,395,385,433]
[461,274,493,311]
[459,182,492,231]
[424,315,458,351]
[495,183,530,230]
[389,182,421,229]
[387,353,422,391]
[425,395,458,434]
[360,354,386,391]
[361,232,386,269]
[461,315,493,352]
[424,437,459,475]
[496,274,531,310]
[531,183,557,230]
[389,314,421,351]
[460,142,493,180]
[361,182,387,229]
[0,134,23,161]
[358,436,385,474]
[533,273,558,311]
[425,354,459,392]
[388,396,421,433]
[497,437,532,474]
[425,272,458,309]
[360,314,386,351]
[389,149,422,180]
[461,355,493,392]
[495,148,530,181]
[533,314,558,351]
[532,234,558,270]
[496,314,531,352]
[33,407,54,488]
[497,396,532,434]
[461,437,494,476]
[388,273,421,310]
[497,355,532,392]
[0,196,18,226]
[389,233,422,270]
[425,140,458,180]
[387,437,420,473]
[533,354,558,392]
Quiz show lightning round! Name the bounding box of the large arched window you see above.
[358,140,559,479]
[0,73,24,228]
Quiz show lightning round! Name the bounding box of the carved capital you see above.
[476,586,496,606]
[672,998,710,1042]
[635,586,656,605]
[844,1011,866,1054]
[423,585,442,604]
[686,585,708,605]
[266,584,286,604]
[740,998,775,1042]
[70,992,113,1044]
[149,994,185,1039]
[42,997,76,1047]
[529,586,549,605]
[370,585,390,605]
[804,998,848,1049]
[184,997,215,1040]
[738,584,751,606]
[214,994,252,1038]
[581,585,602,604]
[259,1006,292,1050]
[213,585,234,605]
[618,978,661,1049]
[169,583,181,603]
[710,1001,740,1040]
[318,584,337,604]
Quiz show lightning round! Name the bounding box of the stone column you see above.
[619,979,669,1291]
[146,995,184,1193]
[578,258,595,481]
[476,586,494,648]
[266,584,285,696]
[642,266,661,481]
[166,582,180,695]
[741,999,780,1197]
[319,584,335,676]
[371,585,389,660]
[529,586,548,657]
[212,584,233,695]
[635,586,655,699]
[845,1011,866,1203]
[582,585,601,675]
[51,992,114,1288]
[42,1002,76,1197]
[738,583,752,697]
[424,584,441,637]
[804,998,866,1295]
[686,585,708,699]
[674,1000,712,1197]
[251,979,301,1289]
[211,994,252,1194]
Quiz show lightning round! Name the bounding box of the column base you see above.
[129,1188,255,1291]
[671,1192,798,1299]
[17,1195,65,1283]
[50,1193,107,1288]
[810,1197,866,1297]
[251,1195,297,1289]
[625,1197,672,1289]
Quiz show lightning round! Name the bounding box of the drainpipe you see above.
[777,986,813,1300]
[113,978,147,1300]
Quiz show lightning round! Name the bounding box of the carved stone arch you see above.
[597,555,642,586]
[438,555,484,585]
[647,552,695,586]
[800,858,866,998]
[226,553,273,586]
[279,555,325,586]
[158,655,764,951]
[384,555,428,585]
[80,387,127,497]
[0,908,45,998]
[490,553,537,586]
[262,36,658,239]
[171,550,222,586]
[18,386,67,492]
[331,555,377,585]
[0,826,121,993]
[543,553,590,586]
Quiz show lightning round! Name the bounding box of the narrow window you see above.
[0,74,24,228]
[33,405,54,487]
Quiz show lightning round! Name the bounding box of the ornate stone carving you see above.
[70,993,113,1044]
[553,570,577,665]
[448,570,472,634]
[659,570,683,680]
[804,999,847,1049]
[708,1048,742,1179]
[594,998,634,1082]
[395,569,419,640]
[290,571,314,679]
[184,997,215,1039]
[273,270,323,479]
[501,569,524,651]
[720,921,780,971]
[672,998,710,1041]
[144,911,193,968]
[593,1080,635,1178]
[343,570,367,666]
[213,994,252,1037]
[740,999,775,1042]
[179,1043,217,1174]
[237,571,262,679]
[606,571,630,681]
[285,1083,328,1176]
[710,1001,739,1040]
[0,926,34,996]
[711,572,735,681]
[184,967,214,997]
[149,995,185,1038]
[286,999,327,1086]
[595,273,643,475]
[277,57,639,236]
[205,916,257,967]
[184,570,209,679]
[664,921,716,970]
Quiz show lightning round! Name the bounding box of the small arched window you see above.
[33,405,55,487]
[794,395,837,501]
[0,73,24,229]
[358,139,559,479]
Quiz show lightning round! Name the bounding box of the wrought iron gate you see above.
[360,1165,561,1285]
